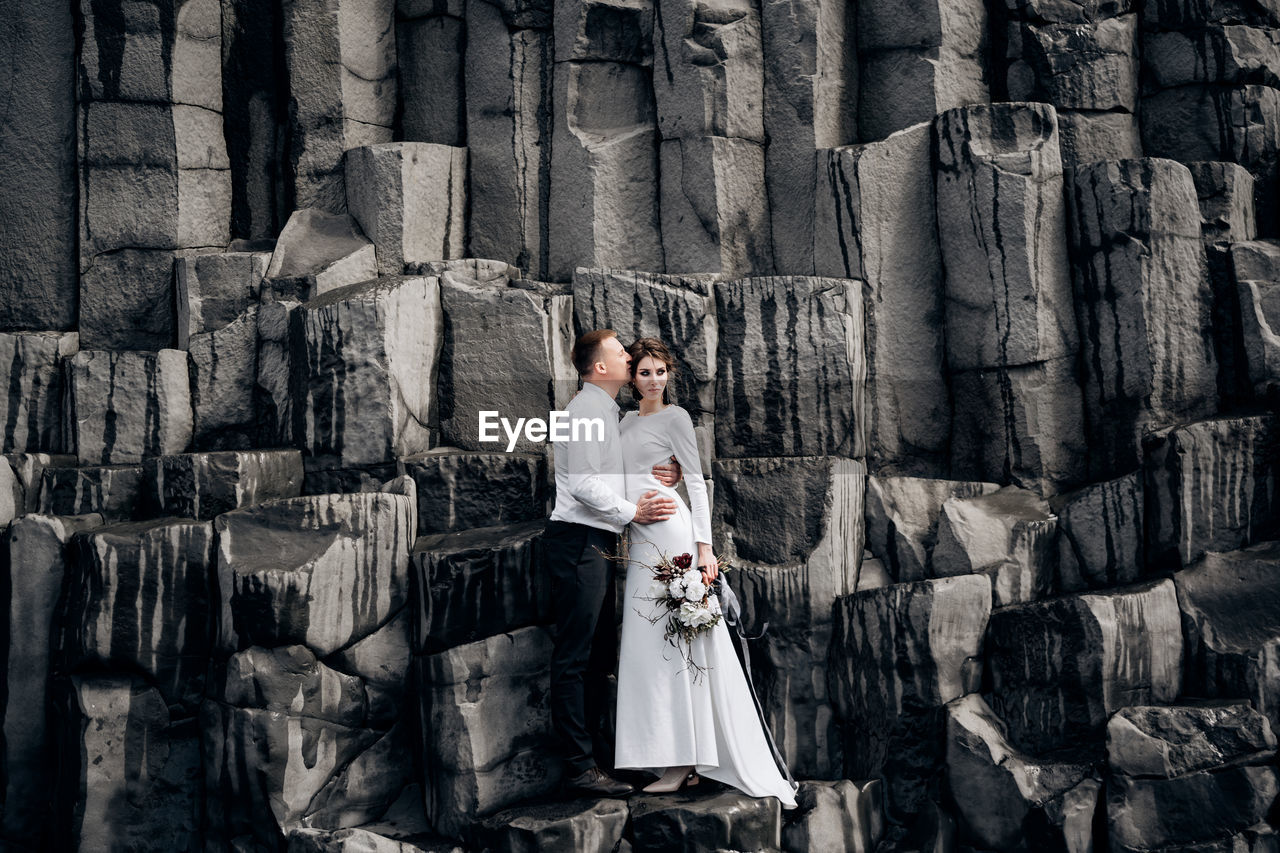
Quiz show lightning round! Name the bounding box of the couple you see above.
[542,329,797,808]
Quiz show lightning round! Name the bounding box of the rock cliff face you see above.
[0,0,1278,850]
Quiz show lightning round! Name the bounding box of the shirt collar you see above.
[581,381,620,414]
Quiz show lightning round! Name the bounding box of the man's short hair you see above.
[572,329,618,377]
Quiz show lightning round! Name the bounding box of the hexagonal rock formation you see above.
[830,574,992,819]
[436,271,575,452]
[291,275,442,469]
[59,518,215,710]
[1105,703,1280,853]
[345,143,467,274]
[1175,541,1280,735]
[945,693,1096,851]
[814,123,949,473]
[0,513,102,848]
[65,349,193,466]
[410,521,548,654]
[629,790,782,851]
[281,0,397,214]
[1050,471,1144,593]
[399,449,545,536]
[986,579,1184,755]
[1145,415,1279,570]
[143,449,304,520]
[265,209,378,301]
[215,491,414,657]
[932,485,1058,606]
[39,464,144,520]
[1066,158,1219,478]
[53,675,203,852]
[865,476,1001,583]
[714,277,865,458]
[416,626,559,837]
[0,332,77,454]
[175,250,269,349]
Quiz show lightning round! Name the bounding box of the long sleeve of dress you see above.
[669,408,713,545]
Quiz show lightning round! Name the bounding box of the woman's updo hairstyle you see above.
[626,337,678,405]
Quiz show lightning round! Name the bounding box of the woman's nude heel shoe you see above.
[642,767,699,794]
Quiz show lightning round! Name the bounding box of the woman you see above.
[613,337,796,806]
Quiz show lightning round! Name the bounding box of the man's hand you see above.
[652,456,683,488]
[633,490,677,524]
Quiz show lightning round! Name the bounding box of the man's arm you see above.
[563,428,637,527]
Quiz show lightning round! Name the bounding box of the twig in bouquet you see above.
[595,534,734,683]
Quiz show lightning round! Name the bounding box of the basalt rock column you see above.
[857,0,989,141]
[282,0,397,214]
[0,0,77,330]
[1003,2,1140,165]
[292,275,442,470]
[761,0,857,274]
[465,0,553,277]
[0,332,78,455]
[654,0,772,274]
[936,102,1085,494]
[0,514,102,849]
[549,0,662,281]
[1066,158,1219,479]
[815,123,950,473]
[1141,4,1280,233]
[398,0,466,146]
[76,0,232,349]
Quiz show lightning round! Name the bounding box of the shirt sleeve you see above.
[563,410,638,527]
[670,408,713,545]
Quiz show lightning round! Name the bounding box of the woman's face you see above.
[633,355,669,402]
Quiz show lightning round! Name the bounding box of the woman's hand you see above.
[698,542,718,584]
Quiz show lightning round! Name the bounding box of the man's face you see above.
[597,336,631,382]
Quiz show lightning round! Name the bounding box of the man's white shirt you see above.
[549,382,637,533]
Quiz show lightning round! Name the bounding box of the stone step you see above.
[411,520,548,655]
[142,449,303,521]
[629,789,783,853]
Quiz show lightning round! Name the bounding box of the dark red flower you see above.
[673,553,693,570]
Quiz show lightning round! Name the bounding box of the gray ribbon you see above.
[717,581,798,791]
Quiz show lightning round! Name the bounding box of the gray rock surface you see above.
[54,675,202,852]
[1188,161,1258,244]
[1067,158,1219,478]
[400,449,545,535]
[630,790,782,852]
[1050,471,1144,592]
[1,514,102,848]
[1107,703,1277,779]
[39,464,144,520]
[189,306,258,449]
[346,143,467,274]
[0,332,76,454]
[1144,415,1279,569]
[215,492,414,656]
[265,209,379,301]
[714,277,864,458]
[865,476,1001,582]
[66,349,193,465]
[282,0,397,213]
[1175,541,1280,735]
[814,124,950,472]
[293,275,442,468]
[946,693,1094,851]
[473,799,629,852]
[830,574,991,818]
[60,518,215,710]
[143,449,304,520]
[781,779,884,853]
[411,521,547,654]
[416,626,559,836]
[175,250,269,349]
[986,579,1183,754]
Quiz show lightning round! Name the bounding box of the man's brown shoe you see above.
[566,766,635,797]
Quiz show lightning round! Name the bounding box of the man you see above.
[544,329,679,796]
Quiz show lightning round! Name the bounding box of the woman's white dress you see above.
[614,405,796,807]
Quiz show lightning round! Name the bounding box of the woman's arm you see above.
[669,409,717,581]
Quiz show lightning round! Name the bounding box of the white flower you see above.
[667,577,686,599]
[678,601,715,628]
[683,579,707,602]
[647,579,670,601]
[682,568,703,587]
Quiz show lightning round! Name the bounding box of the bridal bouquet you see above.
[640,551,733,677]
